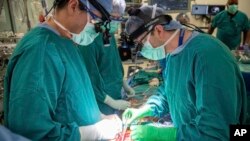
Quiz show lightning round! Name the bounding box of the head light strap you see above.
[129,15,172,40]
[88,0,111,22]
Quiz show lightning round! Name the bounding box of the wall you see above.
[0,0,12,32]
[238,0,250,17]
[0,0,45,33]
[185,0,227,29]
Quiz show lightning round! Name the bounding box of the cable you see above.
[182,23,205,33]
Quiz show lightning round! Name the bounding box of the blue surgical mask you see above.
[228,4,238,14]
[72,23,99,46]
[140,29,180,60]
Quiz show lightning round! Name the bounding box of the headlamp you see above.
[50,0,112,46]
[88,0,112,46]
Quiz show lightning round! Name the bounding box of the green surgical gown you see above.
[147,32,247,140]
[79,33,124,115]
[4,26,101,140]
[211,10,250,50]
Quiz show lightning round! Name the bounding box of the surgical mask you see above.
[228,4,238,14]
[109,21,120,33]
[52,16,99,46]
[140,29,180,60]
[72,4,99,46]
[140,42,166,61]
[72,23,99,46]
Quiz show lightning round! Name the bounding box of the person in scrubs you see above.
[76,0,135,115]
[122,5,247,141]
[4,0,122,140]
[208,0,250,50]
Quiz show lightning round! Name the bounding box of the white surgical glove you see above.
[123,80,135,95]
[149,78,160,87]
[243,44,250,52]
[79,119,122,140]
[104,95,131,110]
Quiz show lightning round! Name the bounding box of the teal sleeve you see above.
[4,43,80,140]
[79,37,107,102]
[93,34,124,100]
[146,84,169,117]
[177,44,247,140]
[211,13,219,28]
[242,14,250,31]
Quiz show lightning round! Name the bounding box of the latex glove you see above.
[130,123,177,141]
[122,105,153,125]
[149,78,160,87]
[79,119,122,140]
[104,95,131,110]
[123,80,135,95]
[243,44,249,50]
[239,44,250,52]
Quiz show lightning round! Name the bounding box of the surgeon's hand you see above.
[104,95,131,110]
[79,119,122,140]
[122,105,153,125]
[123,80,135,95]
[130,123,177,141]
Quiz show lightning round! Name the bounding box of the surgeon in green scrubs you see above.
[4,0,121,140]
[208,0,250,50]
[78,0,135,115]
[122,5,247,141]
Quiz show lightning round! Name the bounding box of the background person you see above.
[208,0,250,50]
